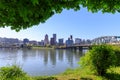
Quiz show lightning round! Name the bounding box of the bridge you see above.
[66,44,91,51]
[56,44,92,51]
[57,36,120,51]
[92,36,120,44]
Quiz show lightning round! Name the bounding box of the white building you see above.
[75,38,81,45]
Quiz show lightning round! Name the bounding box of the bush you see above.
[112,46,120,66]
[79,44,117,76]
[33,76,57,80]
[0,65,30,80]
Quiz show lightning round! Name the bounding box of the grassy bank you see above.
[32,66,120,80]
[32,46,54,50]
[1,65,120,80]
[56,67,120,80]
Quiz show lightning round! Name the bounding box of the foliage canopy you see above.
[0,0,120,31]
[79,44,120,76]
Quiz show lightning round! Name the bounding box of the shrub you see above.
[0,65,30,80]
[33,76,57,80]
[79,44,117,76]
[112,46,120,66]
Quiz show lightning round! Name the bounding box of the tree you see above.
[0,0,120,31]
[0,0,80,31]
[79,44,117,76]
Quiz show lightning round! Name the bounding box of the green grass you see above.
[32,76,57,80]
[0,65,120,80]
[55,66,120,80]
[32,46,54,50]
[0,65,32,80]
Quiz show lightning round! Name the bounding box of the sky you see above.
[0,8,120,42]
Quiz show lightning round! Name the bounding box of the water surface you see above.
[0,48,83,76]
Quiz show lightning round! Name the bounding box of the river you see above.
[0,48,84,76]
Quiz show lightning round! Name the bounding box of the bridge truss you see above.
[92,36,120,44]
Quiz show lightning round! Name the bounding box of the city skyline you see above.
[0,8,120,41]
[0,33,89,42]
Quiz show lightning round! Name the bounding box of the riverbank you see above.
[56,67,120,80]
[32,46,55,50]
[32,66,120,80]
[1,65,120,80]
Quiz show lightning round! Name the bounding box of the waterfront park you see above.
[1,0,120,80]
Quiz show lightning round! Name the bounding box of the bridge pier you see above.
[73,47,77,51]
[79,47,83,52]
[65,44,91,52]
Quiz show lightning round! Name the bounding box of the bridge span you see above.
[56,36,120,51]
[56,43,120,51]
[56,44,92,51]
[66,44,92,51]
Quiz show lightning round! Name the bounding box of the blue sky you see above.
[0,8,120,41]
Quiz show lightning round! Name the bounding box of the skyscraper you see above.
[66,38,73,47]
[53,34,57,45]
[75,38,81,45]
[50,38,54,45]
[58,38,64,46]
[70,35,73,40]
[44,34,49,45]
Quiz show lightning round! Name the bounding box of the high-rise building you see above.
[50,38,54,45]
[44,34,49,45]
[70,35,73,40]
[53,34,57,44]
[75,38,81,45]
[58,38,64,46]
[66,38,73,47]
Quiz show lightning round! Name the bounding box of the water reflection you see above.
[58,50,64,61]
[43,50,49,66]
[0,48,83,76]
[22,49,38,61]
